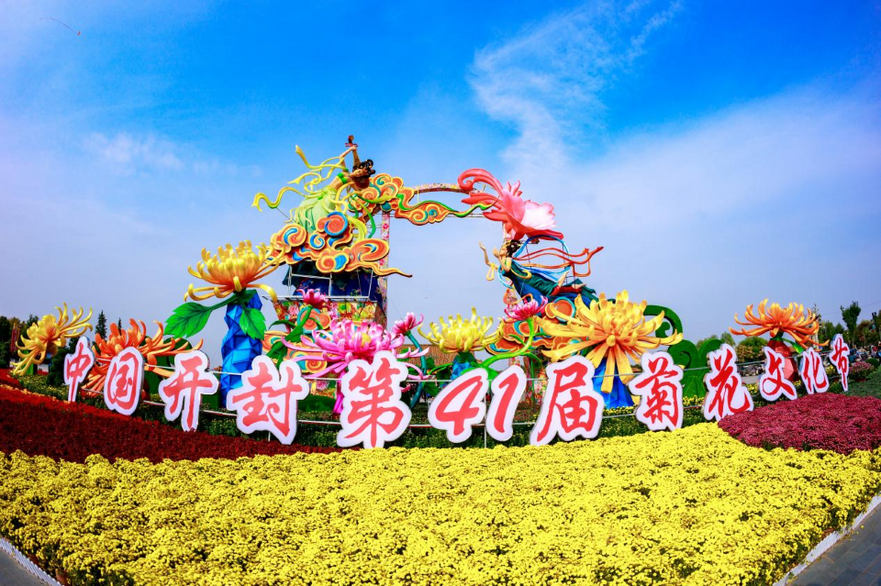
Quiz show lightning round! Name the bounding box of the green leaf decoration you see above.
[239,307,266,340]
[267,340,288,367]
[284,326,304,344]
[166,303,213,338]
[233,289,257,306]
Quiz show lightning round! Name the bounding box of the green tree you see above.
[736,337,767,363]
[720,332,736,347]
[841,302,861,346]
[117,318,123,331]
[0,316,10,344]
[96,311,108,340]
[855,319,879,348]
[819,320,845,343]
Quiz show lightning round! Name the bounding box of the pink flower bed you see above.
[719,393,881,454]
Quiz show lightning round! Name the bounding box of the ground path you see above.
[793,503,881,585]
[0,547,46,585]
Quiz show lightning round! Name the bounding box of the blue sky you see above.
[2,1,880,359]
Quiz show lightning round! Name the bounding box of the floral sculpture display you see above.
[420,309,499,379]
[13,304,93,375]
[729,299,823,381]
[540,291,683,407]
[166,241,280,403]
[86,319,201,393]
[285,317,425,412]
[10,137,846,451]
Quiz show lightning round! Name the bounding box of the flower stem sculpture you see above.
[481,298,546,371]
[13,304,92,375]
[265,289,328,367]
[166,241,280,403]
[391,312,430,407]
[539,291,682,407]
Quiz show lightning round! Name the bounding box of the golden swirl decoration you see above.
[314,249,351,273]
[266,210,408,276]
[355,174,486,226]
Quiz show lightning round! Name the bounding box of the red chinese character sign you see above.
[830,334,850,392]
[103,347,144,416]
[531,356,604,446]
[486,365,528,442]
[227,356,310,444]
[628,352,683,432]
[758,346,797,402]
[799,347,829,394]
[428,369,489,443]
[158,350,219,432]
[703,344,753,421]
[64,337,95,403]
[338,351,411,448]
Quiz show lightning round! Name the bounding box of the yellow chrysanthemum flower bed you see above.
[2,424,880,585]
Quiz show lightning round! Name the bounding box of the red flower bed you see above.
[719,393,881,454]
[0,369,23,389]
[0,385,340,463]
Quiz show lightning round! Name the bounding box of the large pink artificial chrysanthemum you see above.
[285,319,425,378]
[458,168,563,241]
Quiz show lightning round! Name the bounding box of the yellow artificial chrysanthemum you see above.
[13,304,93,375]
[419,308,499,353]
[729,299,824,348]
[185,241,280,303]
[539,291,682,394]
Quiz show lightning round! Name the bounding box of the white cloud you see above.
[466,0,881,342]
[471,0,681,177]
[572,90,881,229]
[84,132,185,174]
[83,131,263,178]
[536,88,881,340]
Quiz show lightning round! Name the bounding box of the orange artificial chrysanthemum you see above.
[539,291,682,395]
[185,241,280,303]
[729,299,824,348]
[85,320,203,391]
[13,304,92,375]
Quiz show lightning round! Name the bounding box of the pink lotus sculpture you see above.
[458,168,563,241]
[392,312,424,336]
[504,298,548,322]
